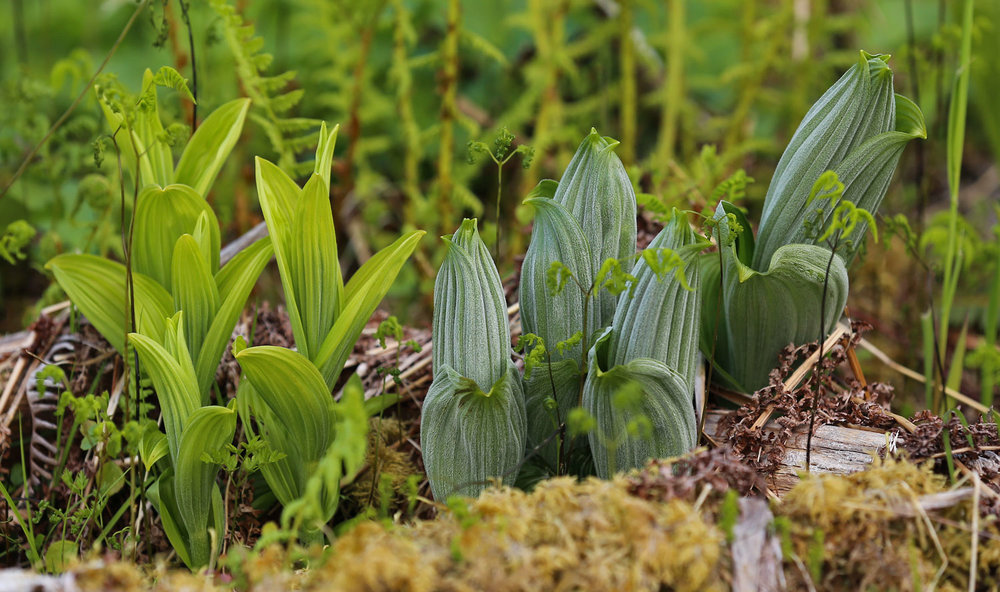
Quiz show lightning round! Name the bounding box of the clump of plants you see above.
[423,129,704,500]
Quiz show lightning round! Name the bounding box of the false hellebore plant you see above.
[421,220,527,500]
[235,123,424,529]
[47,73,269,568]
[423,130,704,499]
[702,51,926,393]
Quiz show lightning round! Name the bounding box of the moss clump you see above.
[778,457,1000,591]
[319,476,725,591]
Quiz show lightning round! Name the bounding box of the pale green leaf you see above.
[429,221,508,391]
[174,405,235,568]
[235,346,334,505]
[523,357,582,470]
[754,52,896,270]
[47,254,172,354]
[313,230,424,389]
[195,236,274,398]
[313,122,339,189]
[171,234,221,367]
[129,316,201,461]
[133,184,221,290]
[134,69,174,186]
[175,98,251,197]
[552,129,637,327]
[138,429,169,472]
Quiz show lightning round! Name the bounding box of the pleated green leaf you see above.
[235,346,335,506]
[195,236,274,398]
[129,315,200,460]
[174,404,235,568]
[606,213,703,391]
[583,330,697,479]
[170,234,220,368]
[47,254,173,354]
[712,203,849,392]
[754,51,896,270]
[313,230,424,389]
[519,184,596,363]
[432,219,509,390]
[290,173,341,359]
[552,129,637,328]
[421,363,527,500]
[174,98,251,197]
[133,184,221,291]
[146,472,192,569]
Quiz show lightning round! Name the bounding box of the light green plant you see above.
[421,219,526,500]
[702,51,926,393]
[129,313,236,569]
[239,122,423,519]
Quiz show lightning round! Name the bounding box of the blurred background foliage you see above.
[0,0,997,405]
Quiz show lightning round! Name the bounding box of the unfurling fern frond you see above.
[209,0,320,177]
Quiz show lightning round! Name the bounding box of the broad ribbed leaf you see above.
[583,330,697,479]
[607,214,703,391]
[47,254,172,353]
[171,234,220,367]
[235,346,334,505]
[134,69,174,186]
[174,405,236,568]
[133,184,221,290]
[313,230,424,389]
[754,51,896,270]
[288,173,341,359]
[431,220,509,390]
[421,363,526,499]
[195,236,274,398]
[175,98,251,197]
[520,186,596,363]
[235,380,301,508]
[146,472,192,568]
[553,129,637,328]
[523,358,582,470]
[713,204,849,391]
[129,316,201,461]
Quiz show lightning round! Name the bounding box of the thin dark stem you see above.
[0,0,148,200]
[178,0,198,131]
[806,238,840,471]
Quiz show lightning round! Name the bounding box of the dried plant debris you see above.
[627,445,768,501]
[719,321,897,477]
[893,410,1000,515]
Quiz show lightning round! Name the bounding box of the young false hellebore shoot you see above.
[129,313,236,570]
[238,123,423,521]
[702,51,927,393]
[518,129,637,470]
[584,212,704,479]
[421,219,527,501]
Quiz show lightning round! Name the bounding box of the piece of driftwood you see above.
[703,409,889,495]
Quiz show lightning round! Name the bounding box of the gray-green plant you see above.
[423,129,704,498]
[702,51,927,393]
[421,219,526,500]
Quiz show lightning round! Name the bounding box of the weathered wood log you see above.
[703,409,890,495]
